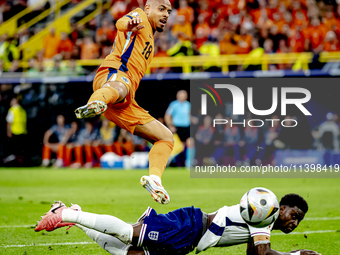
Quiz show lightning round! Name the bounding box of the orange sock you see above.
[57,144,65,160]
[148,140,174,178]
[88,86,119,105]
[113,141,123,156]
[124,141,134,156]
[64,147,73,166]
[93,146,103,160]
[104,144,113,152]
[84,145,93,163]
[74,146,83,165]
[42,145,51,160]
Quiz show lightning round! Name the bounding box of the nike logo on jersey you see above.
[103,242,108,250]
[149,35,152,39]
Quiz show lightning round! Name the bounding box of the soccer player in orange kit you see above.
[75,0,173,204]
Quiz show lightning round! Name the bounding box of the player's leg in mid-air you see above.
[134,119,174,204]
[75,70,174,204]
[74,74,128,119]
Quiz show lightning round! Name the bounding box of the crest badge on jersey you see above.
[148,231,159,241]
[130,12,140,18]
[122,76,130,84]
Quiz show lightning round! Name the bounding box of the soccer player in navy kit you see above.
[35,193,320,255]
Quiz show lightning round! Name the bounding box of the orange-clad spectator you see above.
[42,28,60,59]
[277,0,291,8]
[240,14,254,32]
[208,0,222,11]
[195,14,211,49]
[57,32,73,60]
[289,22,305,52]
[257,8,274,30]
[291,0,307,21]
[323,9,338,32]
[233,26,253,54]
[323,31,340,52]
[219,31,236,54]
[101,46,112,59]
[274,11,290,34]
[172,15,193,42]
[197,0,213,22]
[110,0,127,21]
[177,0,194,23]
[69,23,84,45]
[277,39,289,53]
[126,0,143,13]
[96,18,116,44]
[276,39,290,69]
[291,11,308,29]
[218,0,241,18]
[268,0,279,19]
[263,38,274,53]
[80,36,99,59]
[209,13,220,30]
[304,17,326,53]
[297,0,307,8]
[250,0,271,25]
[151,35,170,73]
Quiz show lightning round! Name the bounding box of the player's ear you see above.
[279,205,285,215]
[145,5,150,15]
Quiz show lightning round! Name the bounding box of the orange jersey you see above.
[100,8,154,92]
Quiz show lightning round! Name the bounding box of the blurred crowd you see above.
[41,114,149,168]
[191,111,340,167]
[1,0,340,74]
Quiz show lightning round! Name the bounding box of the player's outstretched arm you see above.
[116,16,145,32]
[247,242,321,255]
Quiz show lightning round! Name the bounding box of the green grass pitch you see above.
[0,168,340,254]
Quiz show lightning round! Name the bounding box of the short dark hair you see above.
[280,193,308,213]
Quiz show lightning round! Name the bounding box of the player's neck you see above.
[272,220,280,230]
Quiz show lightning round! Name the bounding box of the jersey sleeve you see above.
[6,110,14,123]
[116,8,147,32]
[196,206,228,253]
[248,224,273,238]
[49,124,57,134]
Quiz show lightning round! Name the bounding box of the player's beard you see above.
[156,26,164,32]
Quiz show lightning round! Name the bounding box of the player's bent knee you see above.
[102,81,128,100]
[162,132,174,144]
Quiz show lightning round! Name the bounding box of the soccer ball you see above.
[240,187,280,228]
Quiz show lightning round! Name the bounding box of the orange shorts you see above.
[93,67,155,134]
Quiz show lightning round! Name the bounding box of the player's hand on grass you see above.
[290,249,321,255]
[126,18,145,32]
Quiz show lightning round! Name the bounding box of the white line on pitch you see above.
[272,230,337,236]
[304,217,340,221]
[2,241,95,248]
[0,225,34,228]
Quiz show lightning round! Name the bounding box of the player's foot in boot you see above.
[75,100,107,119]
[35,201,74,232]
[140,176,170,204]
